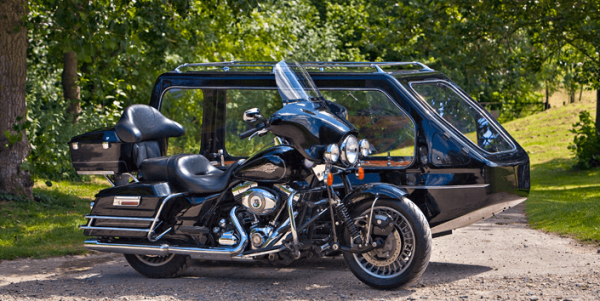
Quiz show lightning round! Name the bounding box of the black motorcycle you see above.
[72,60,432,289]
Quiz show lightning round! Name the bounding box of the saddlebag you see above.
[82,182,171,238]
[69,128,165,175]
[69,128,135,175]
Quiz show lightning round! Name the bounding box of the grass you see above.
[0,178,110,260]
[502,100,600,244]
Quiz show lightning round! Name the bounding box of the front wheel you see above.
[342,198,432,290]
[124,253,191,278]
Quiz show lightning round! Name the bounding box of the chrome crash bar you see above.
[84,206,249,261]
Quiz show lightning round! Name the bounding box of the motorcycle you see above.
[72,59,432,289]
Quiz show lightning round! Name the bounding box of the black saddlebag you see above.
[82,182,171,238]
[69,128,165,175]
[69,128,135,175]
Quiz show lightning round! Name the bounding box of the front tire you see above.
[124,253,191,278]
[342,198,432,290]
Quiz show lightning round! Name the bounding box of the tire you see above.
[342,198,432,290]
[124,253,191,278]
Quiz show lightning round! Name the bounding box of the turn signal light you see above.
[358,167,365,180]
[327,173,333,186]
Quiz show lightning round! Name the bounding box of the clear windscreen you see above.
[274,59,323,104]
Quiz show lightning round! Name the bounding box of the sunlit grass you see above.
[0,177,110,260]
[502,101,600,243]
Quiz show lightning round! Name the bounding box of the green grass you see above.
[0,178,110,260]
[502,101,600,244]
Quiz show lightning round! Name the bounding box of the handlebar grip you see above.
[239,127,258,139]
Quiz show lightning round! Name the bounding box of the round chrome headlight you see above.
[358,139,371,157]
[324,144,340,164]
[341,135,359,166]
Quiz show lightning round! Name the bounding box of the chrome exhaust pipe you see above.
[84,206,249,261]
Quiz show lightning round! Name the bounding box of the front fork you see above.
[326,171,382,253]
[286,169,383,256]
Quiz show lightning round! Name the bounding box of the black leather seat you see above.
[115,105,186,169]
[115,104,185,143]
[141,154,245,194]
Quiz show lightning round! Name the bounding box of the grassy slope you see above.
[502,101,600,243]
[0,178,110,260]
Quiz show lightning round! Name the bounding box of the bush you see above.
[25,68,122,180]
[568,111,600,169]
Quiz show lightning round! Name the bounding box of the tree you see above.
[320,0,547,121]
[0,0,33,199]
[508,0,600,130]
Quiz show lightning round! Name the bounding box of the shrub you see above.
[568,111,600,169]
[25,68,122,180]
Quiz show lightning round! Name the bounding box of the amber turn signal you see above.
[358,167,365,180]
[327,172,333,186]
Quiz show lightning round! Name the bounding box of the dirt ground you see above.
[1,203,599,301]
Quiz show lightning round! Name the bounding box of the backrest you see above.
[115,104,185,143]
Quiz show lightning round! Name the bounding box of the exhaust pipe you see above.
[84,206,248,261]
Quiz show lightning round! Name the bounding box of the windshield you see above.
[274,59,323,104]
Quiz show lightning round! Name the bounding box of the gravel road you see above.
[1,203,598,301]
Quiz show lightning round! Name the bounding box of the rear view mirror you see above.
[243,108,261,122]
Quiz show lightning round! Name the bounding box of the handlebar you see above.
[239,127,259,139]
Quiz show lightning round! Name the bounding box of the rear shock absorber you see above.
[336,203,363,245]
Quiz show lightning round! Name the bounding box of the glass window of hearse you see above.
[406,79,516,155]
[157,86,416,168]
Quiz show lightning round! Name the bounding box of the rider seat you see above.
[141,154,245,194]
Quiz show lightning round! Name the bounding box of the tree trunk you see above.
[596,89,599,134]
[545,82,550,110]
[0,0,33,199]
[62,50,80,123]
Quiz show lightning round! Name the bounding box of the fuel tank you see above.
[269,101,358,162]
[233,145,305,182]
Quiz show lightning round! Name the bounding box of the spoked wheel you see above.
[343,198,432,290]
[135,254,176,266]
[124,253,191,278]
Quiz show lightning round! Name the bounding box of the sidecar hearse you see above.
[70,61,529,289]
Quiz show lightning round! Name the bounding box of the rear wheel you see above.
[342,198,432,289]
[124,253,191,278]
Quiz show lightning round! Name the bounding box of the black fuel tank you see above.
[233,145,304,182]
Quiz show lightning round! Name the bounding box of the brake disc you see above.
[363,229,402,266]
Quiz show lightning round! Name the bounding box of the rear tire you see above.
[342,198,432,290]
[124,254,191,278]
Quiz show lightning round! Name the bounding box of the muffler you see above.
[84,206,248,261]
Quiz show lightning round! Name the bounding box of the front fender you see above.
[342,183,408,205]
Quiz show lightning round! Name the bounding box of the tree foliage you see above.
[23,0,600,180]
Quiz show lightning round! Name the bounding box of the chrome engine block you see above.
[232,182,281,216]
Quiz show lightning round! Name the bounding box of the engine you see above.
[230,181,294,249]
[232,182,280,216]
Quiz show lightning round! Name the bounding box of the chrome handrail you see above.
[148,192,187,242]
[174,61,434,73]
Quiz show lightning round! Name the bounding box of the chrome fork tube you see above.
[365,194,380,244]
[287,190,299,248]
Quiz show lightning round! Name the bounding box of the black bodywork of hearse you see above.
[74,65,529,237]
[132,67,529,236]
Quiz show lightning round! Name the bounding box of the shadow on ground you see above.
[0,256,492,300]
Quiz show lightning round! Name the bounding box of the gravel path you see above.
[1,203,598,301]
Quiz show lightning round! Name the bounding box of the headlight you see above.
[358,139,371,157]
[341,135,359,166]
[324,144,340,164]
